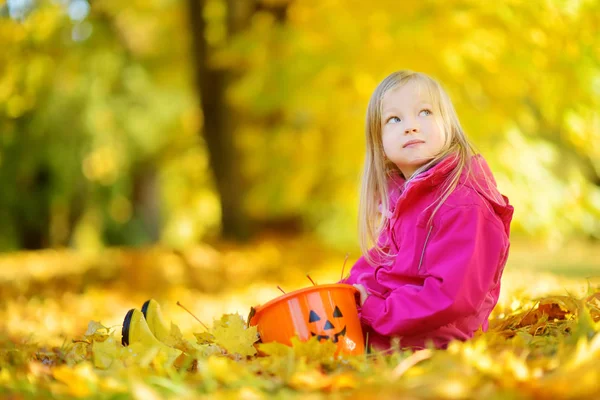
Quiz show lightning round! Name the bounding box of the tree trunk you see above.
[20,165,51,249]
[132,164,161,242]
[187,0,291,240]
[187,0,253,240]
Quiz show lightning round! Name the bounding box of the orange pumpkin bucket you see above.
[249,284,365,355]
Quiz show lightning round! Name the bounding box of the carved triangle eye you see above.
[333,306,343,318]
[308,310,321,323]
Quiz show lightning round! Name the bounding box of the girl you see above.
[340,70,513,352]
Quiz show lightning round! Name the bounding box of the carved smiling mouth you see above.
[310,326,347,343]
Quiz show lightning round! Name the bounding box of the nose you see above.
[403,116,420,134]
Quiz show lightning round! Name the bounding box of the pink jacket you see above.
[341,154,513,351]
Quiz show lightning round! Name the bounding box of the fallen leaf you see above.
[210,314,259,357]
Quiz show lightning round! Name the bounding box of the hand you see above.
[352,284,369,306]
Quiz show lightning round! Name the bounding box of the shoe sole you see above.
[122,300,151,347]
[141,300,150,319]
[121,308,135,346]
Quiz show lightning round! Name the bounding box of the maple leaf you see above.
[209,313,259,357]
[162,322,193,350]
[166,322,223,359]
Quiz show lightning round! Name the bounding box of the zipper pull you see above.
[418,225,434,271]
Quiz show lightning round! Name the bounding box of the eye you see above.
[386,116,401,124]
[333,306,343,318]
[309,310,321,323]
[419,109,432,116]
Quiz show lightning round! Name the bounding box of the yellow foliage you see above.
[84,320,111,342]
[52,362,97,398]
[209,313,259,357]
[2,253,600,398]
[92,336,122,370]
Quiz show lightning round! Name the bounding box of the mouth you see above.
[310,326,347,343]
[403,140,425,148]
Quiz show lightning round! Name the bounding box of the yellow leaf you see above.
[206,355,249,385]
[162,321,222,358]
[92,336,122,370]
[119,342,150,367]
[211,313,258,357]
[84,320,110,342]
[52,363,97,398]
[66,341,90,365]
[257,341,293,357]
[290,336,337,364]
[288,369,332,391]
[164,322,197,353]
[258,336,338,366]
[330,372,358,391]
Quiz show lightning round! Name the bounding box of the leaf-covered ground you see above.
[1,237,600,399]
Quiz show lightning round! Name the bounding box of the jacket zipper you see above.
[418,225,434,270]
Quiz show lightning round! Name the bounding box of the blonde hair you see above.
[359,70,485,266]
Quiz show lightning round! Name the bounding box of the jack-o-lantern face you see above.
[308,306,347,343]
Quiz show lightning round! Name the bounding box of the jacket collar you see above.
[387,154,459,200]
[386,153,513,228]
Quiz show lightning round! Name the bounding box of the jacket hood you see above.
[461,155,513,230]
[386,154,514,234]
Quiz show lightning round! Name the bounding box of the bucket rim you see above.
[250,283,358,324]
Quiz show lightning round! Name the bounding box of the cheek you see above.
[381,129,399,155]
[427,124,447,152]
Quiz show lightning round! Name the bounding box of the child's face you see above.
[380,81,447,178]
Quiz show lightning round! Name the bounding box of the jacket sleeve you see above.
[360,204,508,337]
[340,223,394,285]
[339,253,374,285]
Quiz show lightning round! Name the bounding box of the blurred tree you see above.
[187,0,292,240]
[0,0,598,252]
[226,0,600,246]
[0,0,197,250]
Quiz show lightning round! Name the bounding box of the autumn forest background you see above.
[1,0,600,398]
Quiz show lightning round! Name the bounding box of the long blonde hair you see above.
[359,70,478,266]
